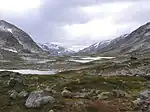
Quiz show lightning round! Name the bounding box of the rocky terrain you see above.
[0,54,150,112]
[0,69,150,112]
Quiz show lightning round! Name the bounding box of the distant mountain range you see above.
[38,43,75,56]
[79,22,150,56]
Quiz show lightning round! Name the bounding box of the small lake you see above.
[69,56,115,63]
[0,69,56,75]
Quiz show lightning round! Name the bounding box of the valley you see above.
[0,20,150,112]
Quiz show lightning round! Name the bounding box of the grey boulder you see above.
[25,90,55,108]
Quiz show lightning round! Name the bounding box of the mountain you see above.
[97,22,150,55]
[79,40,111,53]
[79,22,150,56]
[38,43,75,56]
[0,20,43,54]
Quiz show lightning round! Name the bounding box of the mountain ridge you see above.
[0,20,43,53]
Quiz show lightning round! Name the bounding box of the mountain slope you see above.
[0,20,43,53]
[98,22,150,55]
[79,40,111,53]
[38,43,75,56]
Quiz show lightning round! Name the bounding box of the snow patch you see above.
[94,42,99,48]
[2,48,18,53]
[0,25,13,33]
[7,28,13,33]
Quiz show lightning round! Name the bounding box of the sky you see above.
[0,0,150,51]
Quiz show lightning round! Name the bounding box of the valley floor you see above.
[0,55,150,112]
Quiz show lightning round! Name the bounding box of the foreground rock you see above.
[132,90,150,111]
[25,90,55,108]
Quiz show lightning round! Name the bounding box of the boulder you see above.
[8,90,18,99]
[112,90,127,98]
[139,90,150,100]
[132,98,143,107]
[18,90,28,98]
[61,88,72,98]
[25,90,55,108]
[97,92,111,100]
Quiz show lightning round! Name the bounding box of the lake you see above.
[0,69,56,75]
[69,56,115,63]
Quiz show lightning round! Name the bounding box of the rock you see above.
[139,90,150,100]
[95,90,101,95]
[132,90,150,111]
[8,90,18,99]
[49,110,54,112]
[112,90,127,98]
[25,90,55,108]
[130,69,145,76]
[97,92,111,100]
[88,89,98,96]
[132,98,143,107]
[18,90,28,98]
[61,87,72,98]
[45,87,57,94]
[73,92,89,99]
[81,88,86,92]
[130,56,137,60]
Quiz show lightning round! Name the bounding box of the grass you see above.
[0,70,150,112]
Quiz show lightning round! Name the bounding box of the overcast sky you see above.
[0,0,150,51]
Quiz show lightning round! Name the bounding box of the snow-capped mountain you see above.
[0,20,43,54]
[97,22,150,55]
[38,43,75,56]
[79,40,111,53]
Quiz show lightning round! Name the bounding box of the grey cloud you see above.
[115,0,150,24]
